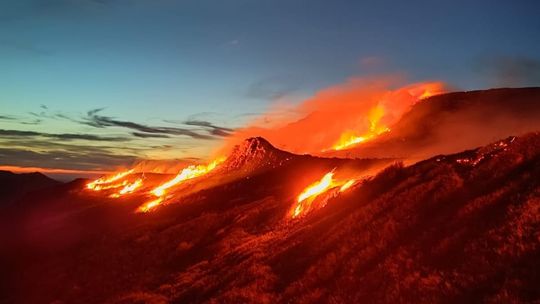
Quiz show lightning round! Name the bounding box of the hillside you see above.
[1,133,539,303]
[0,170,60,207]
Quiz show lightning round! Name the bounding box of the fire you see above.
[151,157,225,197]
[297,172,335,204]
[332,105,390,151]
[90,180,128,191]
[291,172,356,218]
[137,157,226,213]
[330,82,445,151]
[137,198,163,213]
[339,179,355,192]
[110,178,143,198]
[86,169,134,191]
[219,78,446,155]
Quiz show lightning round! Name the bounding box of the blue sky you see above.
[1,0,539,174]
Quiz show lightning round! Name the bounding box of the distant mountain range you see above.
[0,170,60,207]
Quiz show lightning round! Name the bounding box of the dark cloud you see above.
[0,147,137,171]
[131,132,170,139]
[0,129,129,142]
[20,119,43,125]
[183,120,234,137]
[477,56,540,87]
[0,115,15,120]
[83,108,215,140]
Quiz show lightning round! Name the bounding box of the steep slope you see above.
[2,134,539,303]
[326,87,540,159]
[0,170,61,207]
[218,137,295,174]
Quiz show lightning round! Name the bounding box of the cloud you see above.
[476,55,540,87]
[0,147,137,171]
[83,108,215,140]
[183,120,234,137]
[131,132,170,138]
[0,115,15,120]
[0,129,129,142]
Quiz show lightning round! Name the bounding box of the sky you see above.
[1,0,539,178]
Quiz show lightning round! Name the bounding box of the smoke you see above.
[218,76,446,155]
[477,56,540,87]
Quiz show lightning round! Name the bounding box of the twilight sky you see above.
[1,0,539,177]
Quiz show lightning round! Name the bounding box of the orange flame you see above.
[136,157,225,213]
[291,172,356,218]
[339,179,356,192]
[332,104,391,150]
[137,198,163,213]
[86,169,134,191]
[110,178,143,198]
[151,157,225,197]
[330,81,445,151]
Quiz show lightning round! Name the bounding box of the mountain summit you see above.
[220,137,295,174]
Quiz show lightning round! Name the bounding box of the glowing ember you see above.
[87,169,134,191]
[292,172,356,218]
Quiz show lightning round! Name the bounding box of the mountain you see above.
[325,87,540,160]
[0,170,61,207]
[219,137,295,174]
[2,133,539,303]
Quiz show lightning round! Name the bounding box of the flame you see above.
[339,179,355,192]
[291,172,356,218]
[86,169,134,191]
[110,178,143,198]
[330,82,445,151]
[137,198,163,213]
[151,157,225,197]
[137,157,226,213]
[332,105,390,150]
[297,172,335,204]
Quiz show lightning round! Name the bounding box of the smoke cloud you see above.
[219,76,446,155]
